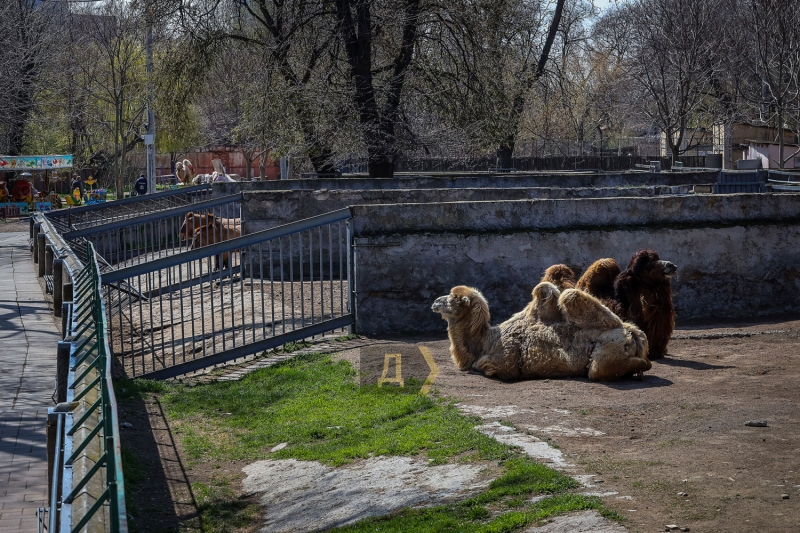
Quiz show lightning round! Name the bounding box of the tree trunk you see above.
[335,0,420,179]
[778,107,784,169]
[496,141,515,169]
[369,157,393,179]
[494,0,565,170]
[259,149,267,180]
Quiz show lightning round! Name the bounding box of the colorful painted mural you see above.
[0,155,73,170]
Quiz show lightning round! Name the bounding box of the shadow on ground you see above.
[118,393,199,532]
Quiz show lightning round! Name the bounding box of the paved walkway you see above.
[0,232,60,532]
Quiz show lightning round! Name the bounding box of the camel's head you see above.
[625,250,677,284]
[432,286,491,333]
[433,286,491,370]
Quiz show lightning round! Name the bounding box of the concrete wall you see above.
[241,185,693,232]
[349,193,800,335]
[215,170,719,195]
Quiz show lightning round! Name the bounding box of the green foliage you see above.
[327,493,618,532]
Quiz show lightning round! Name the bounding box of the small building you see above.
[713,123,800,169]
[745,140,800,170]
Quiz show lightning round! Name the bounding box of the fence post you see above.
[56,341,71,403]
[62,281,73,339]
[45,245,54,277]
[54,258,63,317]
[46,411,58,500]
[38,234,46,277]
[33,223,41,259]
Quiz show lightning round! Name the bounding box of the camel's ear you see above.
[460,296,470,305]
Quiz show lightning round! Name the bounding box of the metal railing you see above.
[61,193,242,269]
[47,242,128,533]
[102,208,354,379]
[44,184,213,234]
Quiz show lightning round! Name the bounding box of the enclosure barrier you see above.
[44,241,128,533]
[44,184,213,234]
[102,208,354,379]
[60,193,243,269]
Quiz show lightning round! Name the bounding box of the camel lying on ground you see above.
[576,250,676,359]
[432,284,651,381]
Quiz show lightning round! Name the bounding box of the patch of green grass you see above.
[466,458,578,506]
[193,479,261,533]
[334,334,360,342]
[659,438,694,447]
[115,378,171,401]
[329,493,620,533]
[147,354,622,532]
[274,340,314,353]
[161,353,511,465]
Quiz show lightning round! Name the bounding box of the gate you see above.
[101,208,354,379]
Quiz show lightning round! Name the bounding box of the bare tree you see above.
[414,0,566,168]
[621,0,721,160]
[734,0,800,168]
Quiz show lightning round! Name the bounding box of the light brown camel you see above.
[175,159,195,185]
[432,283,651,381]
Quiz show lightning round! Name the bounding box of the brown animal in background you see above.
[179,211,212,243]
[180,212,241,243]
[190,214,242,271]
[191,219,228,271]
[540,264,577,291]
[576,250,677,359]
[431,284,651,381]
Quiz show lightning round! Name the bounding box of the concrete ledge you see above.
[242,185,696,232]
[349,193,800,237]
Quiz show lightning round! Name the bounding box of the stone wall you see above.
[241,185,693,232]
[215,170,719,196]
[348,193,800,335]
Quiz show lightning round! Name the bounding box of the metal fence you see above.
[101,208,354,379]
[44,184,213,234]
[46,242,128,533]
[61,193,242,269]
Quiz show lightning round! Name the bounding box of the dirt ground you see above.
[422,315,800,533]
[119,313,800,533]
